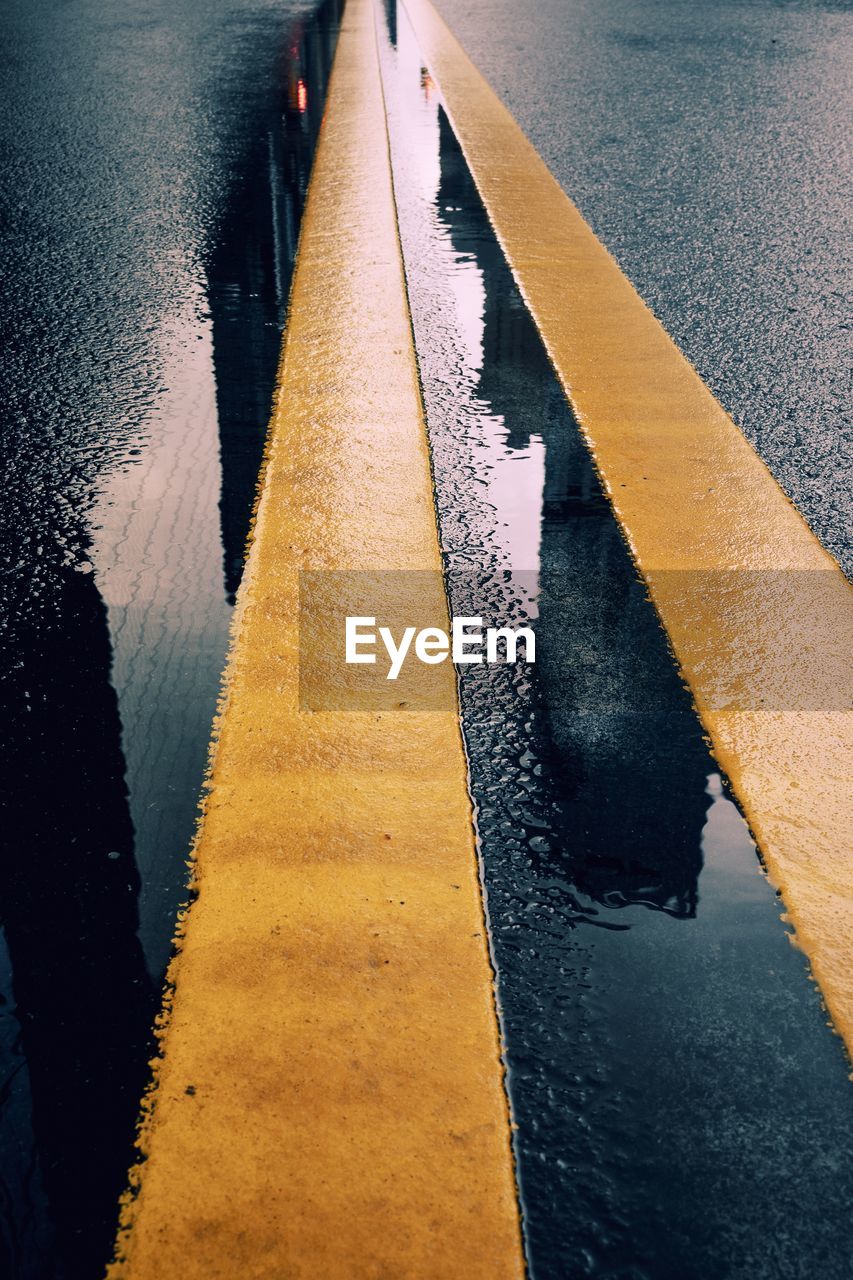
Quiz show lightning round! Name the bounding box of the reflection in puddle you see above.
[377,3,853,1277]
[0,2,341,1276]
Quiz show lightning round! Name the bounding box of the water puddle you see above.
[0,2,341,1275]
[377,3,853,1277]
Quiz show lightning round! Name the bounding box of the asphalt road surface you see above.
[436,0,852,573]
[377,6,853,1277]
[0,0,850,1276]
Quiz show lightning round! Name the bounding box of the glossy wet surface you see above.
[434,0,853,576]
[0,1,340,1274]
[377,4,853,1277]
[2,0,850,1274]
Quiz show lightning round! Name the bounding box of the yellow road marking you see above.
[405,0,853,1056]
[108,0,525,1273]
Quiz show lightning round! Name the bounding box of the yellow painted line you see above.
[404,0,853,1055]
[108,0,525,1274]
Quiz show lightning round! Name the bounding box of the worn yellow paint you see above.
[405,0,853,1054]
[108,0,525,1274]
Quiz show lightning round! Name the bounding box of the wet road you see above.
[1,0,850,1276]
[0,0,338,1274]
[378,4,853,1277]
[435,0,853,574]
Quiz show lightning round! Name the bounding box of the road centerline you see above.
[107,0,525,1273]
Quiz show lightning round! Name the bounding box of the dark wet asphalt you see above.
[1,0,850,1277]
[435,0,853,575]
[378,4,853,1278]
[0,1,338,1274]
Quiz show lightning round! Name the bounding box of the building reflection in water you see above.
[431,101,708,919]
[0,549,156,1279]
[209,0,342,604]
[441,104,707,918]
[377,5,853,1277]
